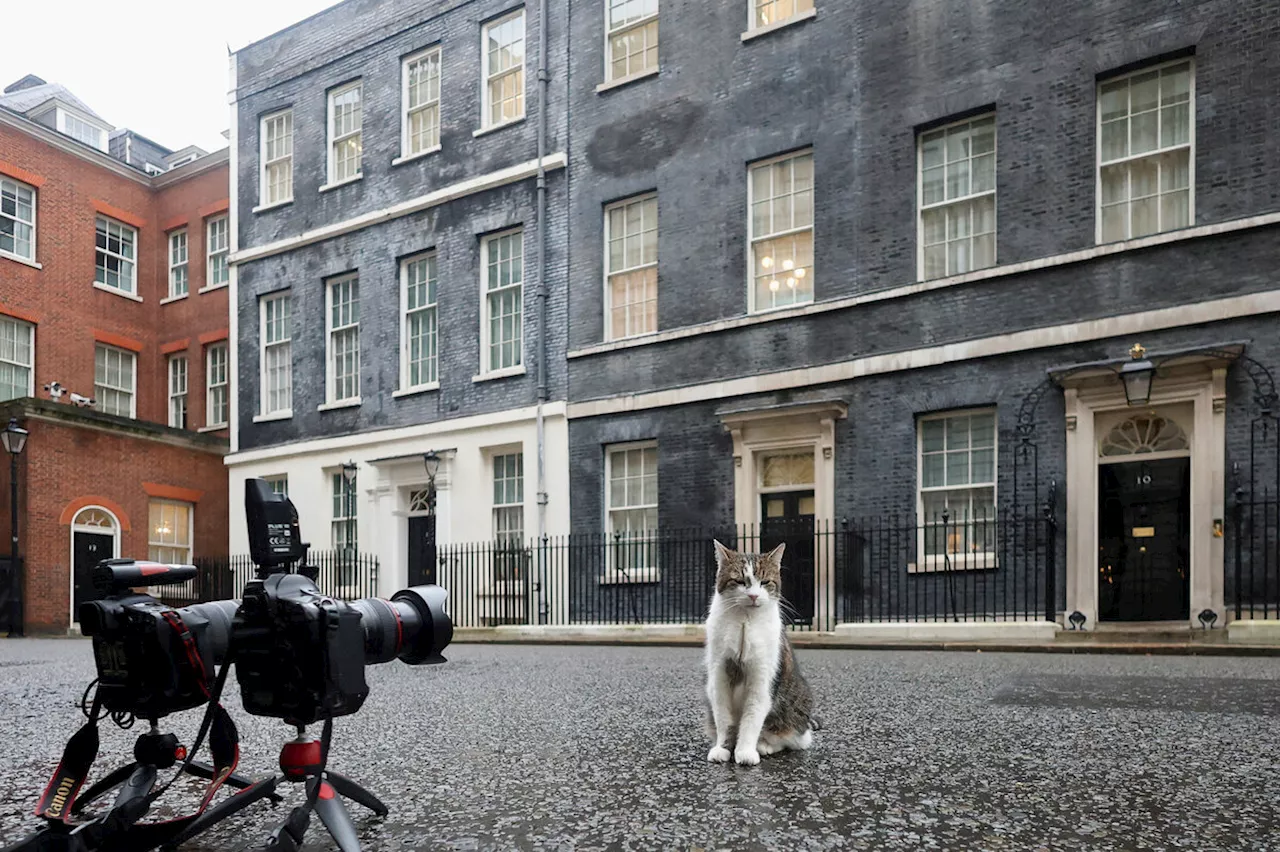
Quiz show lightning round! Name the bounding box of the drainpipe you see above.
[533,0,550,624]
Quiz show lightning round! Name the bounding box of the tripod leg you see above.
[322,772,389,817]
[183,761,284,801]
[308,778,362,852]
[70,763,139,814]
[161,776,282,851]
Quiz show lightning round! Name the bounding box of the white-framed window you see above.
[401,253,438,390]
[748,149,813,312]
[94,216,137,295]
[206,216,229,289]
[492,451,525,579]
[604,193,658,340]
[481,228,524,373]
[206,343,228,428]
[332,470,358,553]
[0,316,35,402]
[260,109,294,206]
[260,292,292,416]
[402,47,442,157]
[0,177,36,262]
[606,0,658,82]
[265,475,288,497]
[1097,58,1194,243]
[57,109,108,152]
[605,442,659,581]
[327,81,363,184]
[148,499,193,564]
[917,410,997,570]
[168,229,189,298]
[919,114,996,280]
[750,0,813,31]
[482,10,525,129]
[94,344,136,418]
[168,355,188,429]
[326,274,361,403]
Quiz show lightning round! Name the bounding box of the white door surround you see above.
[1061,360,1228,630]
[719,400,847,529]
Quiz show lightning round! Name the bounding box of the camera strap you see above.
[34,697,102,824]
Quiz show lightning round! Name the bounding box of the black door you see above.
[1097,457,1191,622]
[760,491,816,626]
[408,515,437,587]
[73,532,114,621]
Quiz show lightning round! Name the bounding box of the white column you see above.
[1064,388,1098,628]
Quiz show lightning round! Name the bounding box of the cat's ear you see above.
[766,542,786,566]
[712,539,732,569]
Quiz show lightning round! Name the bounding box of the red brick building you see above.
[0,75,230,633]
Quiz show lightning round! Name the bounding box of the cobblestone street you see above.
[1,639,1278,851]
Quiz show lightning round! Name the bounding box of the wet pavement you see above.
[1,638,1279,850]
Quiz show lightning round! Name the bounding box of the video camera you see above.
[78,560,238,720]
[3,478,454,852]
[234,478,452,725]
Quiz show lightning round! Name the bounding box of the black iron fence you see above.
[150,550,380,607]
[1230,497,1280,619]
[434,505,1057,631]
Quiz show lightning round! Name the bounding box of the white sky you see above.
[2,0,345,154]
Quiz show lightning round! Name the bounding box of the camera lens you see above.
[349,585,452,666]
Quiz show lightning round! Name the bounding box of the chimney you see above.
[4,75,47,94]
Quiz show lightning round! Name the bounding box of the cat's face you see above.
[712,540,786,609]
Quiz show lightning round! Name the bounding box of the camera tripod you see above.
[164,718,388,852]
[2,716,281,852]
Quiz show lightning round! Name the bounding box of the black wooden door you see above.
[1097,458,1191,621]
[408,515,437,587]
[760,491,816,626]
[73,532,113,621]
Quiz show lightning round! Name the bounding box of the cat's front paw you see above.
[734,746,761,766]
[707,746,731,763]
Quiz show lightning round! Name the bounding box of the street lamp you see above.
[3,417,28,638]
[422,451,439,583]
[1120,343,1157,407]
[341,461,357,582]
[423,451,440,516]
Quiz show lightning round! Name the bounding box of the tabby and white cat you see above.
[703,540,817,765]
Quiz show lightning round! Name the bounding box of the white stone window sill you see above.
[318,397,362,412]
[253,410,292,423]
[907,555,1000,574]
[392,145,442,166]
[159,292,189,305]
[0,251,41,270]
[197,424,227,433]
[393,382,440,398]
[92,282,143,302]
[749,298,815,317]
[319,175,363,193]
[599,568,661,585]
[741,8,817,42]
[472,365,526,383]
[252,198,293,214]
[473,116,525,138]
[596,67,659,94]
[198,282,229,294]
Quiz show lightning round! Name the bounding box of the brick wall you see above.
[0,123,230,434]
[0,410,227,633]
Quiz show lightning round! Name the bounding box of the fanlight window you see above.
[73,508,116,529]
[408,489,431,513]
[760,452,815,488]
[1099,415,1189,457]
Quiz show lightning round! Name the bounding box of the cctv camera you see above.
[70,393,95,408]
[43,381,65,400]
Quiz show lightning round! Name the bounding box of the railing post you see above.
[1043,498,1057,623]
[1233,486,1244,620]
[537,534,548,626]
